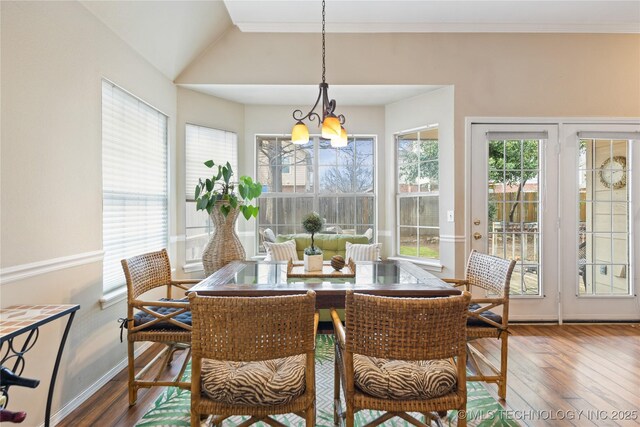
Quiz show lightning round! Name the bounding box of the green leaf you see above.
[205,179,212,192]
[222,165,231,185]
[220,204,231,217]
[229,196,237,209]
[252,205,260,218]
[241,205,252,220]
[194,185,200,200]
[204,160,214,168]
[251,183,263,199]
[197,194,209,211]
[238,184,247,200]
[215,167,222,181]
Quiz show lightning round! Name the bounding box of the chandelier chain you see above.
[322,0,326,83]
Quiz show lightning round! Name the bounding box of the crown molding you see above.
[236,22,640,34]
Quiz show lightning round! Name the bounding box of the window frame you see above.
[395,125,441,262]
[101,78,169,299]
[184,123,238,268]
[255,134,377,253]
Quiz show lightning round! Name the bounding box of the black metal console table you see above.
[0,304,80,427]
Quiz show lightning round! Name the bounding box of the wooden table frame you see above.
[188,260,460,308]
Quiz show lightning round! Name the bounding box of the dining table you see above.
[187,260,460,308]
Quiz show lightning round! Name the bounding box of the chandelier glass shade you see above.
[291,0,347,147]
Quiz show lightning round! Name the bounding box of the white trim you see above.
[99,286,127,309]
[0,250,104,285]
[236,22,640,34]
[377,230,391,237]
[509,315,559,322]
[439,234,466,243]
[42,343,152,427]
[238,231,255,237]
[182,262,204,273]
[170,235,185,243]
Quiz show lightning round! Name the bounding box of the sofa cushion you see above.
[264,240,299,262]
[345,242,382,262]
[353,354,457,400]
[276,233,370,260]
[200,354,306,406]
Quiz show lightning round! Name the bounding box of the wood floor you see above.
[59,324,640,427]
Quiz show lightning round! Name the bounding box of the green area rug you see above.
[136,335,519,427]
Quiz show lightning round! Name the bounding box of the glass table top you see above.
[228,261,433,286]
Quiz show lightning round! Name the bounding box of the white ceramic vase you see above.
[303,254,323,272]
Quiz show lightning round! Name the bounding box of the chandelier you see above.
[291,0,347,147]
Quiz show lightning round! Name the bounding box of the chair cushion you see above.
[345,242,382,262]
[200,354,306,406]
[132,298,191,330]
[264,240,299,262]
[353,354,457,400]
[467,303,502,327]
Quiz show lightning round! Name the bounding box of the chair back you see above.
[578,241,587,262]
[121,249,172,301]
[465,250,515,298]
[189,291,316,362]
[345,291,471,361]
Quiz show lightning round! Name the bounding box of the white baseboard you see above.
[44,343,152,427]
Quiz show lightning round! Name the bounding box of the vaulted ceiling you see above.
[81,1,640,89]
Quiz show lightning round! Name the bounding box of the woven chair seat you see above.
[200,354,306,406]
[131,298,191,331]
[466,303,502,327]
[353,354,457,400]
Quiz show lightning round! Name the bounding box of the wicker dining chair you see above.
[331,290,472,427]
[121,249,200,406]
[443,250,516,400]
[188,291,319,427]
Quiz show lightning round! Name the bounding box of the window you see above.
[102,80,168,293]
[256,135,375,251]
[396,126,440,260]
[185,124,238,264]
[578,136,631,296]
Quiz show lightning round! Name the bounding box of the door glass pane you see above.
[578,138,630,296]
[488,138,542,295]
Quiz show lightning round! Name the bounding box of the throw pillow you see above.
[263,228,276,243]
[264,240,299,262]
[345,241,382,262]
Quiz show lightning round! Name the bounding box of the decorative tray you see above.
[286,259,356,278]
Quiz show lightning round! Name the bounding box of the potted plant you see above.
[194,160,262,275]
[302,212,324,272]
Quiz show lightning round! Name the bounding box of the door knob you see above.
[473,232,482,240]
[473,219,481,225]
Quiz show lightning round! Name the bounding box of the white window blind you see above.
[102,80,168,293]
[184,124,237,265]
[185,124,238,198]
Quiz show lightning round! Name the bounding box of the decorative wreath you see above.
[598,156,627,190]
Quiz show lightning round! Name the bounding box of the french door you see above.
[470,121,640,321]
[470,124,559,320]
[560,124,639,321]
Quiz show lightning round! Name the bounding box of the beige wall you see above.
[1,1,176,422]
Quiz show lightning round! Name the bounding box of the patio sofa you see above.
[275,233,370,260]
